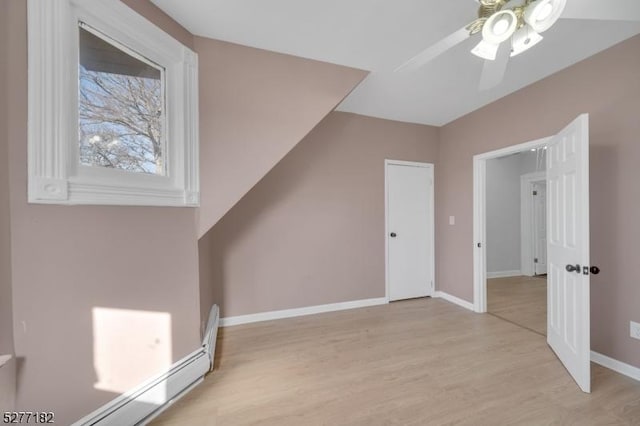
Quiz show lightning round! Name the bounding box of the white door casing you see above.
[533,182,547,275]
[385,160,434,302]
[546,114,591,393]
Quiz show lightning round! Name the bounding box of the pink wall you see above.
[194,37,367,239]
[0,0,15,411]
[5,1,200,423]
[199,112,438,317]
[437,34,640,368]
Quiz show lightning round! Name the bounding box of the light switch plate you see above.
[449,216,455,225]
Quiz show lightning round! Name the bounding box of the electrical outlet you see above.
[630,321,640,340]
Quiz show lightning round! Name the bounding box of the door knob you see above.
[390,232,397,238]
[566,264,580,273]
[590,266,601,275]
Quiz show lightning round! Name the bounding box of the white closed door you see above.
[533,182,547,275]
[547,114,591,393]
[386,161,434,302]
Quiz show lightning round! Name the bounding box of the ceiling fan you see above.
[395,0,640,90]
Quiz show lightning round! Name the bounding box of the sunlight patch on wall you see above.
[92,307,172,404]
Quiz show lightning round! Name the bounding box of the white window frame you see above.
[27,0,199,206]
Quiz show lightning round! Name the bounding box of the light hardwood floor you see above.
[153,298,640,425]
[487,275,547,335]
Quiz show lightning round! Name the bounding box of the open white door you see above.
[546,114,591,393]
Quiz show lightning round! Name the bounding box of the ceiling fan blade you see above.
[479,44,510,91]
[561,0,640,21]
[395,26,470,72]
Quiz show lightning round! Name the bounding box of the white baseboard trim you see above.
[487,270,522,279]
[434,291,475,312]
[220,297,388,327]
[591,351,640,382]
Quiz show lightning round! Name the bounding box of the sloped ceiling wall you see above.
[195,37,368,238]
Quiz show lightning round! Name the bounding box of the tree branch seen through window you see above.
[78,26,165,175]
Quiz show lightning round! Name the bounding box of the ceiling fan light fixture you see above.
[493,18,510,36]
[482,10,518,44]
[471,39,499,61]
[524,0,567,33]
[511,25,543,57]
[538,3,554,20]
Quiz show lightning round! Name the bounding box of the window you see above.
[28,0,199,206]
[78,25,166,176]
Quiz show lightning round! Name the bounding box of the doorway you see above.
[484,151,548,336]
[473,114,592,393]
[385,160,434,302]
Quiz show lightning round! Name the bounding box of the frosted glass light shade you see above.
[524,0,567,33]
[483,10,518,44]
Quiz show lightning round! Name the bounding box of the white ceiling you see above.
[151,0,640,126]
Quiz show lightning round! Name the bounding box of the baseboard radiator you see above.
[73,305,219,426]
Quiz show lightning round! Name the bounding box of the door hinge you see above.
[533,190,538,196]
[477,242,481,248]
[534,258,538,263]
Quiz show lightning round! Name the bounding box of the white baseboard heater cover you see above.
[73,305,219,426]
